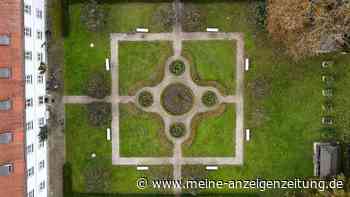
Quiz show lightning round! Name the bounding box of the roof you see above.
[0,0,25,196]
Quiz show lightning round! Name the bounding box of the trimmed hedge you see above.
[169,60,186,76]
[138,91,154,107]
[170,122,186,138]
[201,91,218,107]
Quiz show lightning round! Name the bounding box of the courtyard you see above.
[60,0,350,196]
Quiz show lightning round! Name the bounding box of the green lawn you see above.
[119,104,173,157]
[182,2,251,32]
[64,2,172,95]
[65,104,173,194]
[183,104,235,157]
[182,40,236,95]
[118,41,173,95]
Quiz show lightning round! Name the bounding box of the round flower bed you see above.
[170,123,186,138]
[138,91,154,107]
[161,83,194,115]
[202,91,218,107]
[169,60,185,76]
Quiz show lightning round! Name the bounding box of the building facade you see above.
[0,0,26,196]
[24,0,49,197]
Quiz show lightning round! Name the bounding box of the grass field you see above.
[65,104,173,194]
[183,104,236,157]
[182,40,236,95]
[64,2,172,95]
[119,104,173,157]
[118,41,173,95]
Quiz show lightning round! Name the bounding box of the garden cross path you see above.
[63,0,245,195]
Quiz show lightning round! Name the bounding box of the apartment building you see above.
[0,0,48,197]
[24,0,48,197]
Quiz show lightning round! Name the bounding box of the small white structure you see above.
[245,58,250,71]
[245,129,251,141]
[106,128,111,141]
[91,153,96,158]
[206,27,219,32]
[90,43,94,48]
[205,166,218,171]
[136,28,149,33]
[105,58,110,71]
[137,166,149,171]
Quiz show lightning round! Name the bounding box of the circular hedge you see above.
[169,60,185,76]
[161,83,194,115]
[138,91,154,107]
[202,91,218,107]
[170,123,186,138]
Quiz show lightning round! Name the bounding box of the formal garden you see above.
[58,0,350,196]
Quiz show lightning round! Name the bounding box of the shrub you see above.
[38,126,49,142]
[86,72,109,99]
[138,91,154,107]
[181,4,206,32]
[61,0,70,37]
[152,4,175,31]
[202,91,218,107]
[63,163,73,197]
[87,102,111,127]
[170,123,186,138]
[84,159,111,193]
[169,60,185,76]
[80,0,108,32]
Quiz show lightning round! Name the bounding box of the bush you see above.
[63,163,73,197]
[202,91,218,107]
[181,4,206,32]
[80,0,108,32]
[87,102,111,127]
[61,0,70,37]
[152,4,175,31]
[170,123,186,138]
[86,72,109,99]
[169,60,185,76]
[38,126,49,142]
[138,91,154,107]
[84,159,111,193]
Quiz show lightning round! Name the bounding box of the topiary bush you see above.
[202,91,218,107]
[87,102,111,127]
[80,0,108,32]
[86,72,109,99]
[170,123,186,138]
[138,91,154,107]
[169,60,185,76]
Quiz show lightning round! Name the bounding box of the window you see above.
[0,132,12,144]
[37,53,43,62]
[27,144,34,154]
[37,31,43,40]
[0,68,11,79]
[24,27,32,37]
[39,141,44,148]
[26,121,33,131]
[37,75,44,84]
[26,75,33,84]
[26,98,33,108]
[0,35,10,46]
[38,117,45,127]
[27,167,34,177]
[0,100,11,110]
[28,189,34,197]
[39,181,46,190]
[25,51,32,60]
[39,96,44,104]
[36,9,43,19]
[39,160,45,170]
[0,164,13,176]
[24,5,31,15]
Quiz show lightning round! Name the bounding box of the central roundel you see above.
[161,83,194,116]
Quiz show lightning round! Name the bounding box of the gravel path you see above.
[63,1,245,195]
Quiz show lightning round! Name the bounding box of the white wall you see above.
[24,0,48,196]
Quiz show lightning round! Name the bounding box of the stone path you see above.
[63,0,245,195]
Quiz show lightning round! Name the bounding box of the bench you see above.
[245,58,250,71]
[136,28,149,33]
[105,58,110,71]
[245,129,250,141]
[206,28,219,32]
[137,166,149,171]
[205,166,218,171]
[106,128,111,141]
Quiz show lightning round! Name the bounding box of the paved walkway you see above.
[63,0,245,195]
